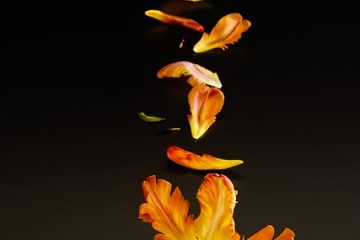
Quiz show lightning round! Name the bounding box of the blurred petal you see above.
[187,84,224,139]
[275,228,295,240]
[248,225,295,240]
[193,13,251,53]
[138,112,166,122]
[248,225,275,240]
[167,145,243,170]
[157,61,222,88]
[194,173,240,240]
[139,175,195,240]
[145,9,204,32]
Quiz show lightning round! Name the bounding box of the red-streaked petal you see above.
[167,145,243,170]
[145,9,204,32]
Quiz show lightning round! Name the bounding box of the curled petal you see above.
[193,13,251,53]
[194,173,240,240]
[139,175,195,240]
[188,84,224,139]
[167,145,243,170]
[248,225,295,240]
[138,112,166,122]
[145,9,204,32]
[157,61,222,88]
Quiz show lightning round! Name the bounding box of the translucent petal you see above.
[157,61,222,88]
[193,13,251,53]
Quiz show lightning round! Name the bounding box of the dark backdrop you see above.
[1,1,359,239]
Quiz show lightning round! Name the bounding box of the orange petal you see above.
[275,228,295,240]
[194,173,241,240]
[248,225,275,240]
[193,13,251,53]
[139,175,195,240]
[167,145,243,170]
[145,9,204,32]
[157,61,222,88]
[187,84,224,139]
[248,225,295,240]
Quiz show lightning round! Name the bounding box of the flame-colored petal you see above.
[248,225,275,240]
[145,9,204,32]
[157,61,222,88]
[187,84,224,139]
[193,13,251,53]
[194,173,240,240]
[167,145,243,170]
[248,225,295,240]
[139,175,195,240]
[274,228,295,240]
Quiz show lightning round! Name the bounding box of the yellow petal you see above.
[157,61,222,88]
[167,145,243,170]
[139,175,195,240]
[193,13,251,53]
[145,9,204,32]
[187,84,224,139]
[194,173,240,240]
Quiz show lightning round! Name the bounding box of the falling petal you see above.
[194,173,241,240]
[248,225,295,240]
[187,84,224,139]
[139,175,195,240]
[139,174,240,240]
[145,9,204,32]
[138,112,166,122]
[157,61,222,88]
[193,13,251,53]
[167,145,243,170]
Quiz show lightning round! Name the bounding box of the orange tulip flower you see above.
[139,173,241,240]
[193,13,251,53]
[167,145,243,170]
[145,9,204,32]
[187,84,224,139]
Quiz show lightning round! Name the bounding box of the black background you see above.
[1,0,359,239]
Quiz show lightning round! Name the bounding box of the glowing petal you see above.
[139,174,240,240]
[167,145,243,170]
[139,175,195,240]
[187,84,224,139]
[248,225,295,240]
[145,9,204,32]
[193,13,251,53]
[194,173,240,240]
[138,112,166,122]
[157,61,222,88]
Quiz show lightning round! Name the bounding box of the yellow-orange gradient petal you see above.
[193,13,251,53]
[167,145,243,170]
[187,84,224,139]
[139,175,195,240]
[157,61,222,88]
[145,9,204,32]
[248,225,295,240]
[194,173,240,240]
